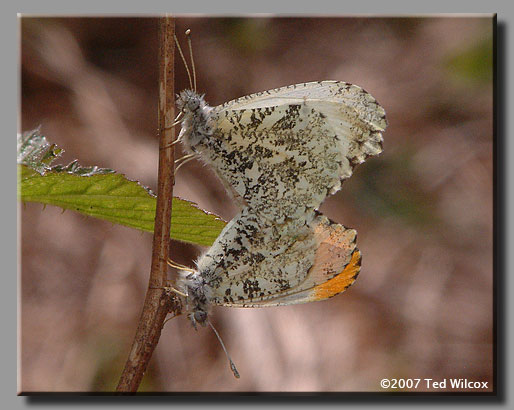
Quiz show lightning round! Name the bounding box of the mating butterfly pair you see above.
[174,81,387,328]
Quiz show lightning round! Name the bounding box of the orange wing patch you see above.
[287,216,359,304]
[312,248,361,301]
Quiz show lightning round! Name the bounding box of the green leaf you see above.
[18,129,226,247]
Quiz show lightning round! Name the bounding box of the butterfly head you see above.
[176,89,205,113]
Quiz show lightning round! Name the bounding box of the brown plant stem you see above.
[116,16,179,393]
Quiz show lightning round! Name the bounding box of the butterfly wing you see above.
[196,208,360,307]
[196,81,386,223]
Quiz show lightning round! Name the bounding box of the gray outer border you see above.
[7,0,511,409]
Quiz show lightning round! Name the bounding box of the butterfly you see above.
[182,207,361,322]
[174,81,387,329]
[177,81,387,224]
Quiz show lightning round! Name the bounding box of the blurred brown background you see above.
[19,16,494,392]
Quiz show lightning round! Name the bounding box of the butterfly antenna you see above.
[174,33,194,90]
[185,29,197,92]
[208,320,240,379]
